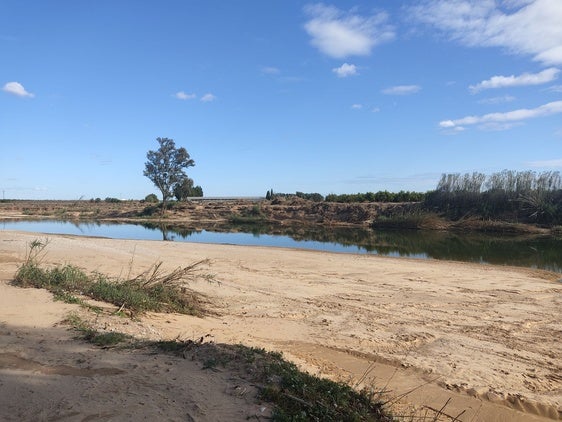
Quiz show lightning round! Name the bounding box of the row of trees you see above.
[425,170,562,224]
[265,190,425,203]
[435,170,561,194]
[325,191,425,203]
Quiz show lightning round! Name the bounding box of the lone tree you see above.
[144,137,194,214]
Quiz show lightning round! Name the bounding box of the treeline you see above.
[265,189,424,203]
[424,170,562,225]
[325,191,425,203]
[266,169,562,226]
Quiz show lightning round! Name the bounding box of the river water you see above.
[1,219,561,273]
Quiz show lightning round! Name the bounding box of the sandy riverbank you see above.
[1,230,560,421]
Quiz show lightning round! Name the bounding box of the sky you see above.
[1,0,562,200]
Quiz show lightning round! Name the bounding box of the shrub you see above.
[144,193,159,203]
[13,240,214,316]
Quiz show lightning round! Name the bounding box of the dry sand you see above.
[1,230,561,421]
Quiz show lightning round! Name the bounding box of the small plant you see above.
[63,313,132,347]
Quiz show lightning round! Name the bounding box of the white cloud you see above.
[382,85,421,95]
[439,100,562,130]
[526,158,562,168]
[371,107,380,113]
[174,91,196,100]
[304,3,394,58]
[478,95,516,104]
[332,63,358,78]
[410,0,562,65]
[469,68,559,93]
[200,93,216,102]
[261,66,280,75]
[547,84,562,93]
[2,81,34,98]
[351,104,363,109]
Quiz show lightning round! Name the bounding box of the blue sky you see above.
[1,0,561,199]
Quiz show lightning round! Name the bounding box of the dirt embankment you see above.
[0,198,394,227]
[0,198,551,234]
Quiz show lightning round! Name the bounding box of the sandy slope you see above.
[1,230,560,421]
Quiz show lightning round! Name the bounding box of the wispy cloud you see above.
[382,85,421,95]
[410,0,562,65]
[440,100,562,131]
[261,66,280,75]
[351,104,363,110]
[547,84,562,93]
[333,63,358,78]
[2,81,34,98]
[469,68,559,93]
[526,158,562,168]
[200,93,216,102]
[174,91,196,100]
[304,3,394,59]
[478,95,516,105]
[345,173,441,190]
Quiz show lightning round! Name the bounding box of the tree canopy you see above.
[143,137,195,211]
[174,177,203,201]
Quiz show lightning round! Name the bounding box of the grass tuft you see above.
[13,239,213,316]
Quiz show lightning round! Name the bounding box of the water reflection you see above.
[2,219,561,273]
[145,222,562,273]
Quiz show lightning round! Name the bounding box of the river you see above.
[1,219,561,273]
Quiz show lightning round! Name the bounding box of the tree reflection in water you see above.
[140,222,562,273]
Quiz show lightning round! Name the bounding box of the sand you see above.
[0,230,560,421]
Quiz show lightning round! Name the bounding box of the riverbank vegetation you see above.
[424,170,562,226]
[13,239,213,316]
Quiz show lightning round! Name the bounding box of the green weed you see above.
[13,240,213,316]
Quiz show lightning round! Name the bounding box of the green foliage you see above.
[140,204,159,216]
[325,191,424,203]
[296,191,324,202]
[104,197,121,203]
[144,193,159,203]
[192,185,203,197]
[372,210,444,230]
[425,170,562,225]
[64,313,132,346]
[13,241,214,316]
[157,342,391,421]
[229,204,266,224]
[261,357,388,421]
[173,177,203,201]
[144,137,195,210]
